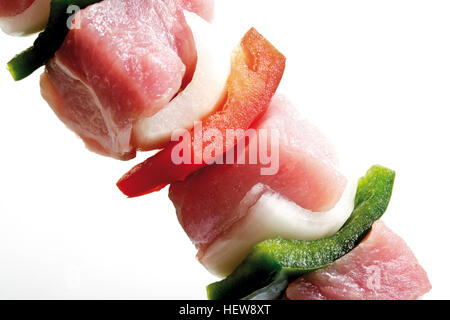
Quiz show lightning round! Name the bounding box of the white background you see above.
[0,0,449,299]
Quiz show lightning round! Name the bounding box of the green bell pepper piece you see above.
[207,165,395,300]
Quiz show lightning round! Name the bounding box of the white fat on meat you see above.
[200,179,358,277]
[0,0,50,36]
[133,11,231,150]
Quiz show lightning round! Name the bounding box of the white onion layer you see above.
[200,179,358,277]
[0,0,51,36]
[133,11,231,150]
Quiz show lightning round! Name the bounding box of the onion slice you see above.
[0,0,50,36]
[200,179,358,277]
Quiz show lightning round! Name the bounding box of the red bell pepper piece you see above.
[117,28,286,197]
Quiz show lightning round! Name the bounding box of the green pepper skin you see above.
[207,165,396,300]
[8,0,103,81]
